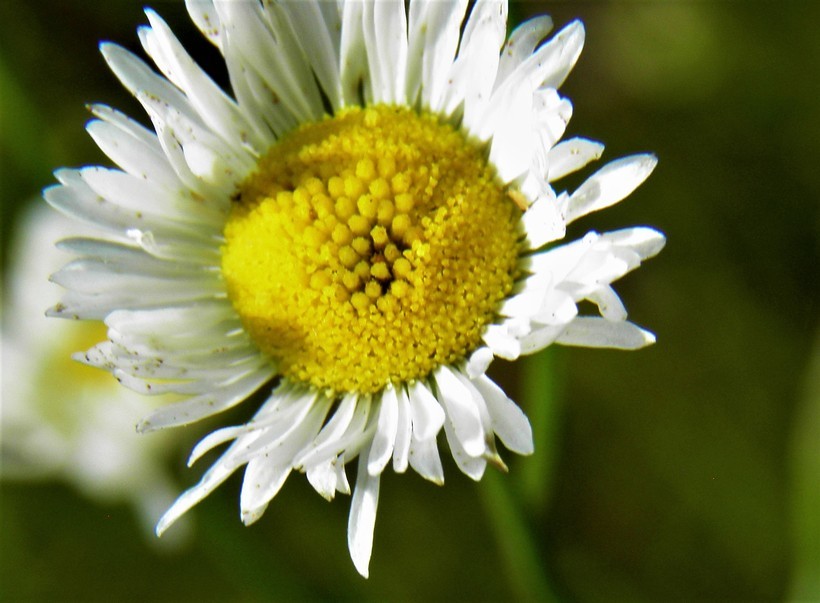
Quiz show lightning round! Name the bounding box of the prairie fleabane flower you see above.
[45,0,665,576]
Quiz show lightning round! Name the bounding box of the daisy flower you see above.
[2,205,185,541]
[45,0,665,576]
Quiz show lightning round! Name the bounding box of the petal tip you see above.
[640,153,659,173]
[98,41,119,61]
[155,511,173,538]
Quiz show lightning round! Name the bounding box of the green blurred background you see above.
[1,1,818,600]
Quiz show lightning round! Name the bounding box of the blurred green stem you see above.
[480,349,564,601]
[481,470,559,602]
[519,348,564,511]
[786,332,820,601]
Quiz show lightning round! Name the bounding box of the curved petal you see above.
[566,154,658,223]
[348,443,380,578]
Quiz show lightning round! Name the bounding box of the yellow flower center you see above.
[221,105,521,395]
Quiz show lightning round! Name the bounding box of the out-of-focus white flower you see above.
[1,205,187,543]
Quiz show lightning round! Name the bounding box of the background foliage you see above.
[1,1,818,600]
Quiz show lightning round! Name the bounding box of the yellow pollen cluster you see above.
[222,105,521,394]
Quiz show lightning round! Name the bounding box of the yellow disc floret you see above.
[222,105,521,395]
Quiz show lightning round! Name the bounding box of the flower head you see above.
[45,0,664,576]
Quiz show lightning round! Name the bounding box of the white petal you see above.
[525,231,598,281]
[215,1,323,123]
[435,0,506,127]
[362,0,408,104]
[136,365,274,431]
[240,396,332,521]
[530,88,574,151]
[139,93,239,202]
[521,194,566,250]
[141,10,264,153]
[348,445,380,578]
[408,0,467,109]
[482,323,523,361]
[112,357,265,396]
[442,414,486,481]
[408,434,444,485]
[495,15,554,87]
[472,375,534,455]
[85,115,179,191]
[499,19,584,95]
[240,458,291,525]
[530,289,579,327]
[600,227,667,261]
[295,395,372,470]
[185,0,222,50]
[306,459,339,501]
[460,0,507,59]
[518,323,567,356]
[45,171,205,245]
[339,1,367,104]
[56,236,210,274]
[278,0,342,111]
[392,386,412,473]
[102,302,237,340]
[51,256,221,301]
[137,91,251,190]
[187,425,248,467]
[587,285,628,322]
[487,84,538,182]
[100,42,200,128]
[81,342,259,384]
[239,504,268,528]
[184,392,293,467]
[220,48,288,141]
[78,166,225,227]
[567,154,658,223]
[433,365,484,457]
[182,141,221,181]
[478,20,583,141]
[499,272,552,319]
[234,391,328,465]
[466,347,494,379]
[457,0,507,131]
[564,247,631,290]
[249,2,327,116]
[88,103,162,153]
[335,457,351,495]
[451,368,496,445]
[548,137,605,182]
[367,387,398,476]
[407,380,445,441]
[292,392,358,468]
[556,317,657,349]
